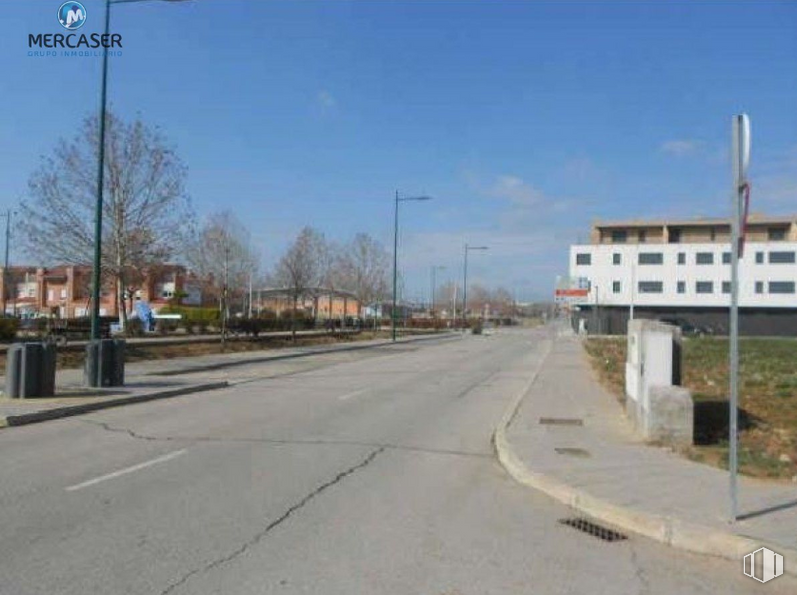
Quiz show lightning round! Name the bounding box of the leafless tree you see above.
[274,227,325,341]
[185,210,258,345]
[338,233,390,330]
[20,112,191,330]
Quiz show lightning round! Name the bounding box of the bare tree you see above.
[185,210,258,345]
[20,112,191,330]
[338,233,390,331]
[274,227,325,341]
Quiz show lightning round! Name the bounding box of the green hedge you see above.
[0,318,18,341]
[159,306,220,322]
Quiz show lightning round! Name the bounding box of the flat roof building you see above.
[567,214,797,336]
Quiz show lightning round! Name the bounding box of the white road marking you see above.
[65,449,187,492]
[338,389,368,401]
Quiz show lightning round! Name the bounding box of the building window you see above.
[696,281,713,294]
[755,252,764,264]
[611,230,627,244]
[669,229,681,244]
[613,253,621,265]
[677,252,686,265]
[638,252,663,265]
[47,289,54,301]
[769,281,796,294]
[638,230,647,243]
[722,251,731,264]
[695,252,714,265]
[769,251,795,264]
[638,281,663,293]
[769,228,787,241]
[612,281,621,293]
[576,253,591,266]
[677,281,685,294]
[722,281,731,294]
[755,281,763,294]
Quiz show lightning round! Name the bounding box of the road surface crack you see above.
[158,446,385,595]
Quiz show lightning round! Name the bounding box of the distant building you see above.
[255,288,360,320]
[567,214,797,336]
[0,264,201,318]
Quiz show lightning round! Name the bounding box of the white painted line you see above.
[65,449,187,492]
[338,389,368,401]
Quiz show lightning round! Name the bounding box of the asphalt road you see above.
[0,326,792,594]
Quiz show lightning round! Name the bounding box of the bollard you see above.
[5,343,56,398]
[85,339,126,387]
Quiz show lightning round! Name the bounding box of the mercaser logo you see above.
[58,1,87,30]
[743,547,784,583]
[28,1,123,53]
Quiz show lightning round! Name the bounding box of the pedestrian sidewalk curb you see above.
[492,337,797,576]
[0,381,229,429]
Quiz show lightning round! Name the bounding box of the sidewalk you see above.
[0,332,455,428]
[497,331,797,568]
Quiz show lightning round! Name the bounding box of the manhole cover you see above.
[558,517,627,542]
[554,447,590,457]
[539,417,583,426]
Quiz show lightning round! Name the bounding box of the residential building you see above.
[568,214,797,335]
[0,264,201,318]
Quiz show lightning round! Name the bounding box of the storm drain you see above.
[554,447,590,457]
[558,517,627,542]
[539,417,583,426]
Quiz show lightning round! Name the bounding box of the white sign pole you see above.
[729,113,750,522]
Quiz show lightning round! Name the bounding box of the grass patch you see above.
[585,336,797,481]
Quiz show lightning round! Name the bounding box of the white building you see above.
[568,214,797,335]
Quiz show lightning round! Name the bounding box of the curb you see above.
[492,336,797,576]
[0,381,229,428]
[147,332,460,377]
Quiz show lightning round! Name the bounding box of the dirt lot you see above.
[585,336,797,481]
[0,331,396,376]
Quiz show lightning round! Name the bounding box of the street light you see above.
[430,265,446,315]
[0,209,16,317]
[90,0,192,343]
[392,192,432,342]
[462,244,488,327]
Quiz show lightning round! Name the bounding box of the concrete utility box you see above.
[84,339,126,387]
[648,386,693,447]
[625,320,690,444]
[5,342,57,399]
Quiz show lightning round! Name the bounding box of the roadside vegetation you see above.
[585,336,797,481]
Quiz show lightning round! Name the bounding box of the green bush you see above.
[0,318,19,341]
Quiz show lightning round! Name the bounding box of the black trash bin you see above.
[5,342,57,398]
[85,339,125,387]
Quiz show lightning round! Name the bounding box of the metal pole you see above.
[392,191,399,342]
[90,0,112,341]
[462,244,469,328]
[729,114,748,522]
[630,248,636,323]
[430,266,435,315]
[2,209,10,317]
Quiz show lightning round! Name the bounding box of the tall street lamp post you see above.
[90,0,191,342]
[0,209,15,317]
[462,244,488,327]
[392,192,432,342]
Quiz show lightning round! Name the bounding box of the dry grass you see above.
[585,336,797,481]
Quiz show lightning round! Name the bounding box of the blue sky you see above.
[3,1,796,301]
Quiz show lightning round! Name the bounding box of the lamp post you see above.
[430,265,445,315]
[392,192,432,342]
[90,0,192,342]
[0,209,15,317]
[462,244,488,327]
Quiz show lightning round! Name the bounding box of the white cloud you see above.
[317,90,336,109]
[660,139,703,156]
[489,175,546,206]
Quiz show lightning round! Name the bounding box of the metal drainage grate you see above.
[554,447,590,458]
[558,517,627,542]
[539,417,583,426]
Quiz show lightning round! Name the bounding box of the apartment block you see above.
[568,214,797,335]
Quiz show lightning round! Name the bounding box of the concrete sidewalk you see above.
[497,330,797,569]
[0,332,456,428]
